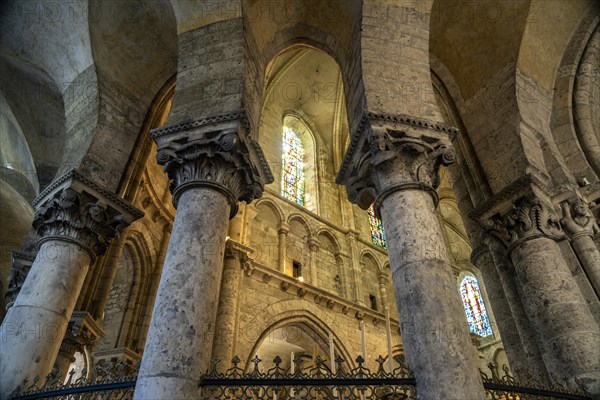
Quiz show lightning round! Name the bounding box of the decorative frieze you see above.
[151,112,273,218]
[32,171,143,259]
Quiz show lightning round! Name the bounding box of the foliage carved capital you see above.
[481,195,564,249]
[152,112,273,218]
[337,111,457,210]
[32,171,143,259]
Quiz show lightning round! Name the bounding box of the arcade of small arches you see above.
[0,1,599,399]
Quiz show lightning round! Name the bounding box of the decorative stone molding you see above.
[4,251,35,311]
[481,195,563,250]
[151,111,273,218]
[32,171,143,259]
[560,199,600,239]
[59,312,106,359]
[337,111,456,210]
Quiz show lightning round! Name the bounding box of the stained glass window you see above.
[281,127,305,206]
[460,275,493,337]
[368,204,387,249]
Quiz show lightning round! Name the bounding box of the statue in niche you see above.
[334,274,342,296]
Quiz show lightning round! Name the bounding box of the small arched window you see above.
[460,275,493,337]
[281,126,305,206]
[368,204,387,249]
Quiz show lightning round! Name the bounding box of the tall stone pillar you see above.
[346,231,365,304]
[277,224,289,274]
[212,240,250,362]
[471,244,530,377]
[133,116,272,400]
[560,199,600,297]
[483,233,549,380]
[338,114,485,399]
[308,237,319,284]
[0,171,141,398]
[481,185,600,395]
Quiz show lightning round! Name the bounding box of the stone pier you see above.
[0,171,141,398]
[481,185,600,395]
[133,116,272,400]
[338,114,485,399]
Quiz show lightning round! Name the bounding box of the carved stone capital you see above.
[60,311,106,356]
[337,111,457,209]
[151,112,273,218]
[4,251,35,311]
[32,171,143,259]
[560,198,600,239]
[481,195,563,250]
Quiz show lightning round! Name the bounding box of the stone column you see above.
[277,223,289,274]
[338,116,485,399]
[483,233,549,380]
[91,229,129,321]
[482,189,600,395]
[133,117,272,400]
[471,244,530,377]
[212,240,251,362]
[54,312,105,378]
[377,271,389,310]
[3,251,34,312]
[560,199,600,297]
[308,237,319,284]
[0,171,141,398]
[346,231,364,304]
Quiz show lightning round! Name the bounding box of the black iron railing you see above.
[11,355,592,400]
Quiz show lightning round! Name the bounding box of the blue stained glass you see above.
[368,204,387,249]
[281,127,305,206]
[460,276,493,337]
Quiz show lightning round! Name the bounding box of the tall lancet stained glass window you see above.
[460,275,493,337]
[282,127,305,206]
[368,204,387,249]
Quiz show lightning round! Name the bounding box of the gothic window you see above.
[460,275,493,337]
[368,204,387,249]
[282,126,305,206]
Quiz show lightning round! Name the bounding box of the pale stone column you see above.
[212,240,250,362]
[560,199,600,297]
[345,231,364,304]
[339,117,485,399]
[471,244,530,377]
[308,237,319,285]
[482,191,600,395]
[91,228,129,321]
[133,117,272,400]
[483,233,549,380]
[0,171,141,398]
[277,224,289,274]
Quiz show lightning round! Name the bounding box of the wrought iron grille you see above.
[11,361,137,400]
[11,355,593,400]
[199,354,417,399]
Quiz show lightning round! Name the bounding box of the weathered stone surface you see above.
[134,188,230,400]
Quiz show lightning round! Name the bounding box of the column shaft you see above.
[486,238,548,379]
[472,245,530,377]
[134,188,230,400]
[571,235,600,297]
[511,237,600,393]
[381,189,485,399]
[0,241,90,395]
[211,244,244,362]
